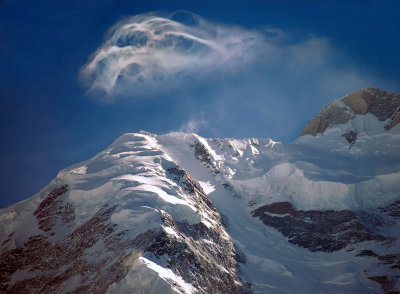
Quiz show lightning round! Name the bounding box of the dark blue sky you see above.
[1,0,400,208]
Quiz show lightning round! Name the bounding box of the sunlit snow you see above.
[139,257,197,294]
[198,181,215,194]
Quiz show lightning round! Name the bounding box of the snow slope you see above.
[0,132,248,294]
[156,130,400,294]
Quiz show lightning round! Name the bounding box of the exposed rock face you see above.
[367,276,400,294]
[147,219,251,294]
[162,166,251,294]
[191,138,244,199]
[0,201,134,293]
[378,254,400,271]
[252,201,385,252]
[354,199,400,294]
[342,88,400,123]
[356,249,379,257]
[342,130,357,146]
[192,141,220,175]
[33,185,74,233]
[300,88,400,136]
[252,200,400,294]
[300,102,353,136]
[357,250,400,271]
[380,199,400,219]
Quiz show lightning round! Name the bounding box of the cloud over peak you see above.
[80,10,386,141]
[81,11,260,98]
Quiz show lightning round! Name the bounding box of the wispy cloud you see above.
[179,118,208,134]
[80,11,261,99]
[81,11,388,140]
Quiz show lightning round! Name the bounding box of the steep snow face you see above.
[0,132,248,294]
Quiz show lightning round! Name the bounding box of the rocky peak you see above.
[300,88,400,136]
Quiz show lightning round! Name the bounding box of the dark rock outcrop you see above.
[380,199,400,219]
[253,200,400,293]
[252,201,385,252]
[367,276,400,294]
[33,185,74,233]
[378,254,400,271]
[356,249,378,257]
[0,203,132,293]
[342,130,357,146]
[192,141,219,175]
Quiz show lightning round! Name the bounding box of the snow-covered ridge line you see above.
[156,128,400,212]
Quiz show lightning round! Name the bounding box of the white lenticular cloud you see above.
[80,11,261,98]
[81,9,386,121]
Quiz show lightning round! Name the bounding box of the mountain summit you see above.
[301,88,400,137]
[1,89,400,294]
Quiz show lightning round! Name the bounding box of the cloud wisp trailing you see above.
[81,11,261,99]
[81,10,388,140]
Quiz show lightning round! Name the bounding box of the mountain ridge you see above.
[1,88,400,294]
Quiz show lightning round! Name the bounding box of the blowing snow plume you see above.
[80,11,260,99]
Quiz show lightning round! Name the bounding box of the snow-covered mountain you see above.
[1,88,400,294]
